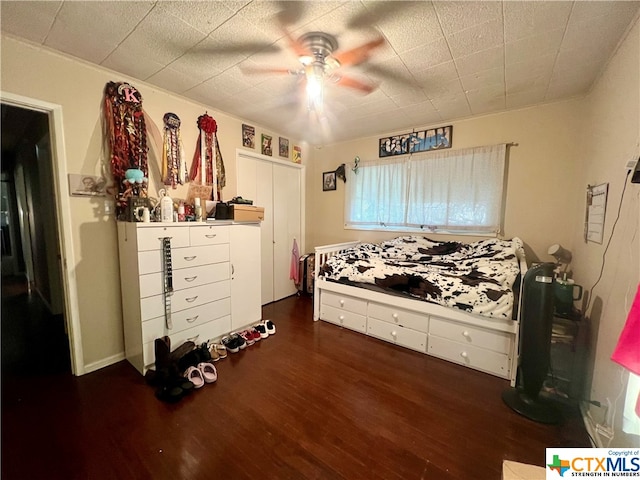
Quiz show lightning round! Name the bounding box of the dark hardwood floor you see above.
[2,294,589,480]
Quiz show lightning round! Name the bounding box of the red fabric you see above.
[611,283,640,376]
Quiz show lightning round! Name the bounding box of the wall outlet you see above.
[104,199,114,215]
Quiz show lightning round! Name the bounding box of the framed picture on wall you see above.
[323,171,336,191]
[242,124,255,148]
[279,137,289,158]
[261,134,272,156]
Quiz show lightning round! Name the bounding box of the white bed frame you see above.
[313,241,527,386]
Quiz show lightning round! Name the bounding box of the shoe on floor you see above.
[197,362,217,383]
[239,330,255,346]
[254,323,268,339]
[184,366,205,389]
[248,327,261,342]
[265,320,276,335]
[233,333,247,350]
[213,343,227,358]
[221,335,239,354]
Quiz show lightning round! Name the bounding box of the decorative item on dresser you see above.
[117,222,261,374]
[313,236,527,385]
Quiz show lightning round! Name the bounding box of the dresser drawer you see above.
[137,226,190,251]
[142,314,232,369]
[320,304,366,333]
[367,317,427,352]
[321,291,367,315]
[140,280,230,320]
[429,317,512,355]
[139,262,230,298]
[190,225,230,246]
[141,297,232,343]
[428,335,510,378]
[138,244,230,275]
[368,302,429,334]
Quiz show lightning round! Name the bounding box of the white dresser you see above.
[117,221,261,374]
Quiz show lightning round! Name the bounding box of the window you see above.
[345,144,507,235]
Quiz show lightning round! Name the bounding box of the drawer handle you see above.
[184,256,197,261]
[462,330,470,338]
[205,234,217,238]
[339,300,344,306]
[186,296,198,303]
[460,351,468,359]
[339,315,345,323]
[186,315,199,323]
[391,330,397,337]
[184,276,197,282]
[392,313,398,319]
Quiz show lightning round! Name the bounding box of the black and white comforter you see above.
[319,236,524,319]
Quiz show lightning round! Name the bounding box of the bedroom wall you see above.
[305,98,586,264]
[571,16,640,447]
[0,35,306,372]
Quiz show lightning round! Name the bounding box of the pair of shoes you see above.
[238,330,255,346]
[155,376,195,403]
[254,320,276,338]
[184,362,218,388]
[208,342,227,360]
[221,333,246,353]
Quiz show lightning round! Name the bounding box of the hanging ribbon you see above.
[162,113,186,188]
[103,81,148,216]
[189,113,226,200]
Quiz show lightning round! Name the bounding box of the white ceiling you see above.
[2,1,639,145]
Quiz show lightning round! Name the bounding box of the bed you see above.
[313,236,527,385]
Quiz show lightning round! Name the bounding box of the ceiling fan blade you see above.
[332,36,385,67]
[241,65,300,76]
[333,74,377,94]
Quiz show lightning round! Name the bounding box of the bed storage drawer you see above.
[368,302,429,334]
[429,317,512,354]
[320,304,366,333]
[427,335,510,378]
[367,317,427,352]
[321,291,367,315]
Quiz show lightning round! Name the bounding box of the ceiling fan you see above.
[244,28,386,111]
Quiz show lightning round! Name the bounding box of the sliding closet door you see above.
[272,163,301,302]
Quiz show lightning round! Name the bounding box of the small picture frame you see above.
[242,124,255,149]
[68,174,107,196]
[279,137,289,158]
[261,134,272,156]
[323,171,337,191]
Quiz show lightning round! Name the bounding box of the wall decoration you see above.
[379,125,453,157]
[323,171,337,191]
[103,81,148,217]
[68,174,107,197]
[279,137,289,158]
[162,112,187,189]
[262,134,273,156]
[242,124,255,148]
[585,183,608,244]
[293,145,302,164]
[189,113,226,201]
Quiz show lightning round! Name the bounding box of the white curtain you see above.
[345,144,507,233]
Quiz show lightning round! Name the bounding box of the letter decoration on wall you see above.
[379,125,453,158]
[162,113,187,189]
[189,113,226,201]
[103,81,149,217]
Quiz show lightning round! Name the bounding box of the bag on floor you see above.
[296,253,315,296]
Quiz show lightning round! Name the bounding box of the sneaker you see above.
[232,332,247,350]
[238,330,255,346]
[221,335,239,354]
[265,320,276,335]
[213,343,227,359]
[254,323,268,339]
[249,327,262,342]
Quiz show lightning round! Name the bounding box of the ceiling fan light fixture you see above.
[305,63,324,112]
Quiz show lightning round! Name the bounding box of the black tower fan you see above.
[502,262,560,424]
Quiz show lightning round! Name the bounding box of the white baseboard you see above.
[83,352,125,375]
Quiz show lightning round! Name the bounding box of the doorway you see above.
[1,103,70,375]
